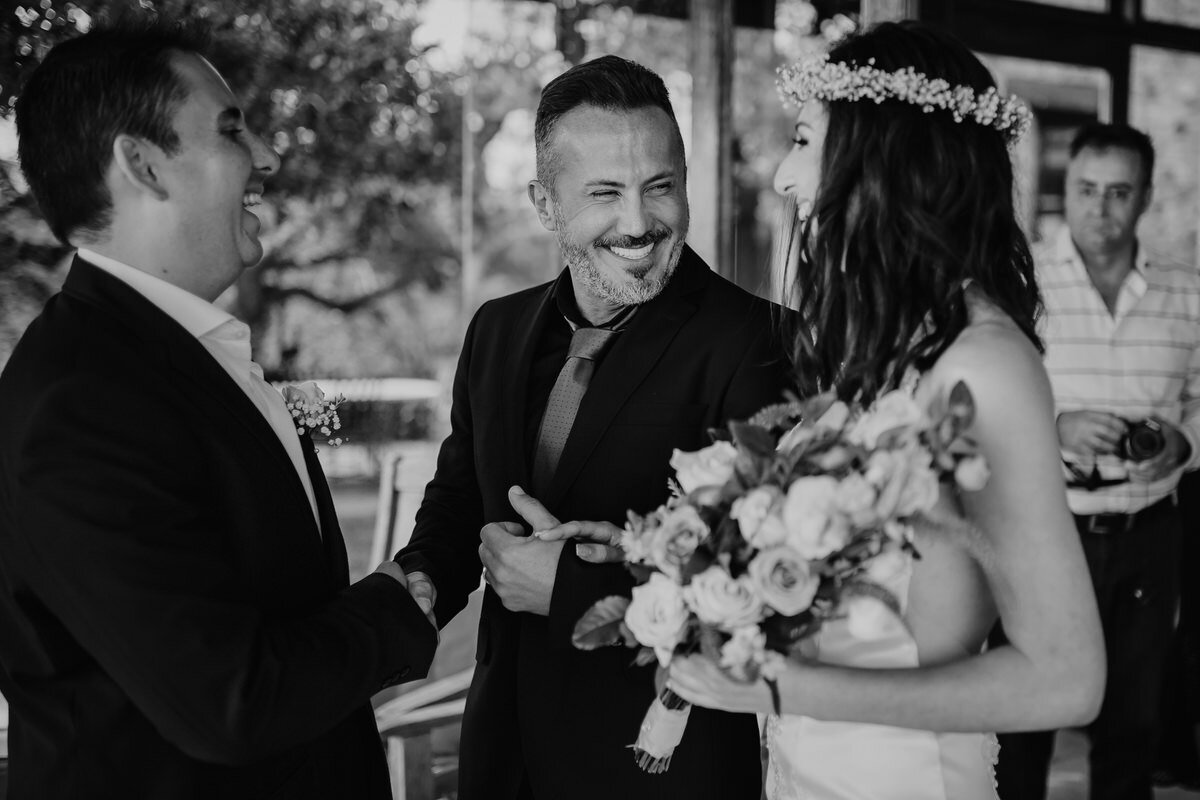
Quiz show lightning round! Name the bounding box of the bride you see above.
[662,21,1105,799]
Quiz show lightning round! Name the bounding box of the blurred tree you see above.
[0,0,465,377]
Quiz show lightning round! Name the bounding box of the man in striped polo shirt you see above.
[995,123,1200,800]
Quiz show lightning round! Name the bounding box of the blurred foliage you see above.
[0,0,828,380]
[0,0,470,379]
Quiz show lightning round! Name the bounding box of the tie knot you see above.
[568,326,618,361]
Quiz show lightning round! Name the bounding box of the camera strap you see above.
[1063,460,1127,491]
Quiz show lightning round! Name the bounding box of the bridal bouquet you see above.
[572,382,988,773]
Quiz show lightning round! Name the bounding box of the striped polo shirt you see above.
[1038,226,1200,516]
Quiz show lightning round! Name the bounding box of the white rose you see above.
[815,400,851,431]
[282,380,325,406]
[895,459,940,517]
[864,547,909,587]
[844,594,901,641]
[866,449,936,520]
[719,625,769,681]
[649,505,709,578]
[746,546,820,616]
[684,566,764,630]
[670,441,738,494]
[834,472,878,527]
[782,476,850,560]
[625,573,690,665]
[730,486,788,548]
[954,454,990,492]
[849,390,925,448]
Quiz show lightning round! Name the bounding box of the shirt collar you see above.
[551,268,637,331]
[1054,225,1148,277]
[76,248,236,339]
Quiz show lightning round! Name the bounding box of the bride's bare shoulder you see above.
[924,293,1049,406]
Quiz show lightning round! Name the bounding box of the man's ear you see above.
[111,134,168,200]
[527,180,557,232]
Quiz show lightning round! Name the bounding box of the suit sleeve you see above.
[545,304,794,649]
[12,376,437,766]
[397,308,486,626]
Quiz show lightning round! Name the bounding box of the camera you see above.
[1118,418,1166,462]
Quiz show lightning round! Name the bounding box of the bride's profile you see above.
[665,21,1105,799]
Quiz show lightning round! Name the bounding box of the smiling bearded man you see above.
[396,55,794,800]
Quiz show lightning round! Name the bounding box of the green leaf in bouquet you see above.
[713,514,744,554]
[572,595,633,650]
[698,623,726,664]
[948,380,976,427]
[679,545,717,583]
[627,562,658,583]
[734,451,772,488]
[730,420,778,460]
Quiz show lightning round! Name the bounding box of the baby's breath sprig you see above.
[280,382,345,450]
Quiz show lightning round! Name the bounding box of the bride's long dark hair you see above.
[783,21,1042,404]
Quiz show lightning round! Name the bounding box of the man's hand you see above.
[405,570,438,629]
[1127,417,1192,483]
[533,521,625,563]
[1057,410,1127,457]
[509,485,624,564]
[478,519,563,616]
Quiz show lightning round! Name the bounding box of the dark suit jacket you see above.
[399,247,793,800]
[0,258,437,799]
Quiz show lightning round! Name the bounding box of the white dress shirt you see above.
[1037,228,1200,515]
[76,248,322,532]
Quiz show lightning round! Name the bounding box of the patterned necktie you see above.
[531,326,619,495]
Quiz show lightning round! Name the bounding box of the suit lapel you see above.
[502,281,557,488]
[542,250,707,508]
[62,259,322,544]
[301,439,350,587]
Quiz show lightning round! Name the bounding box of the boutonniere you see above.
[281,381,345,449]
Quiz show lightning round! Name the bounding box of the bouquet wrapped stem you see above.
[632,687,691,773]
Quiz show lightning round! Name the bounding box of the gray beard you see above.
[555,226,683,306]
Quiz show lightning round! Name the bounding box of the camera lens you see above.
[1122,419,1166,462]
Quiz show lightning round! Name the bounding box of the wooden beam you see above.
[922,0,1200,56]
[687,0,735,277]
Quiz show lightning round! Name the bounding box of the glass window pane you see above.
[979,55,1110,243]
[1130,45,1200,265]
[1143,0,1200,28]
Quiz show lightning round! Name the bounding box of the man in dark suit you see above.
[0,18,436,800]
[397,56,792,800]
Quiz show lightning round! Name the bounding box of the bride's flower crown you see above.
[777,53,1032,143]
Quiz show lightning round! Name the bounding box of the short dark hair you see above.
[533,55,683,190]
[1068,122,1155,188]
[15,14,212,245]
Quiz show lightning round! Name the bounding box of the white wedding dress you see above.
[763,546,1001,800]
